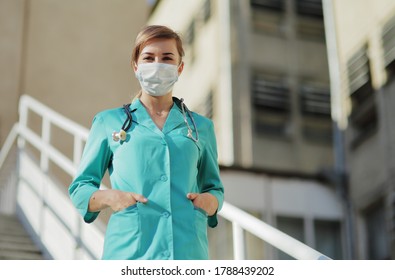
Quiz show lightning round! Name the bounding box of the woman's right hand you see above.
[108,189,148,212]
[88,189,148,212]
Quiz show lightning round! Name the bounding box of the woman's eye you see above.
[143,57,153,61]
[163,57,173,61]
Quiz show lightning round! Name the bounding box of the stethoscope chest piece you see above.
[112,104,134,142]
[112,129,127,142]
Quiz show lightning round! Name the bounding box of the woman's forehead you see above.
[140,38,178,54]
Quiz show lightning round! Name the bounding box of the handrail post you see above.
[39,117,51,238]
[73,136,83,166]
[40,117,51,171]
[17,96,28,149]
[73,135,83,259]
[232,222,246,260]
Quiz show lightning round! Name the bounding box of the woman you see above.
[68,25,224,260]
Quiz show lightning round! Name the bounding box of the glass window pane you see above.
[276,216,304,259]
[365,203,390,260]
[314,219,343,259]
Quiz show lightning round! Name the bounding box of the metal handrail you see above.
[0,94,331,260]
[220,202,330,260]
[0,124,19,171]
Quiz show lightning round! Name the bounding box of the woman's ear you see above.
[132,61,138,72]
[178,61,184,75]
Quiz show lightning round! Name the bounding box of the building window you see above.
[185,20,195,46]
[250,0,286,35]
[314,219,343,259]
[382,15,395,83]
[183,0,212,65]
[276,216,305,259]
[299,82,330,117]
[250,0,324,40]
[252,71,291,136]
[295,0,323,18]
[200,0,211,23]
[347,45,378,148]
[299,82,332,143]
[363,199,390,260]
[251,0,285,12]
[295,0,325,40]
[184,20,196,64]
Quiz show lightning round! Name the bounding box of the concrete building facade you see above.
[330,0,395,259]
[148,0,346,259]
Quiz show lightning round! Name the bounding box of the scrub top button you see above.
[160,175,168,182]
[162,211,170,218]
[163,251,170,258]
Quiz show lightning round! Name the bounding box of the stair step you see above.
[0,249,44,260]
[0,240,41,252]
[0,213,44,260]
[0,234,35,243]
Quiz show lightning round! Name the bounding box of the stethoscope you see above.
[112,97,199,142]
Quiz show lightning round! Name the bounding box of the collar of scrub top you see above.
[118,96,199,142]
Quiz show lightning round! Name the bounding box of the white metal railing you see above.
[0,94,331,260]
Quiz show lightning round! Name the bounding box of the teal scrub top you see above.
[68,97,224,260]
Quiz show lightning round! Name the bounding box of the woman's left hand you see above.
[187,193,218,216]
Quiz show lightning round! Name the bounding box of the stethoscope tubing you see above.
[113,98,199,143]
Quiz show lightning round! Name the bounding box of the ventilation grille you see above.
[252,73,290,112]
[347,46,371,94]
[382,16,395,68]
[300,84,331,117]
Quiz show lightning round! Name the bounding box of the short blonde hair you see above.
[131,25,185,66]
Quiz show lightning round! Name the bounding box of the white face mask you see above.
[135,63,179,96]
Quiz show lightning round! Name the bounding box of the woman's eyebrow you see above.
[141,52,175,56]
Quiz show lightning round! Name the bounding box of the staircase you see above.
[0,213,44,260]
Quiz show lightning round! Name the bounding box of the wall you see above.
[0,0,150,148]
[0,0,25,146]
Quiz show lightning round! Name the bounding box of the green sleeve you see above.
[68,114,112,223]
[197,120,224,228]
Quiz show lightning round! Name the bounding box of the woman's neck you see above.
[139,93,174,116]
